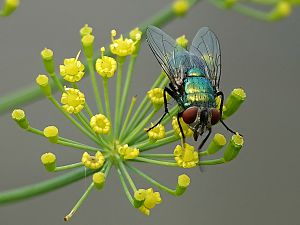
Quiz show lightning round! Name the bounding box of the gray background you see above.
[0,0,299,224]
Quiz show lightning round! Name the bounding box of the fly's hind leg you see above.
[216,91,241,135]
[146,86,177,132]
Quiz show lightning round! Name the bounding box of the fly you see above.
[146,25,238,150]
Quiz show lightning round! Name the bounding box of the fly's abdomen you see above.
[182,76,215,108]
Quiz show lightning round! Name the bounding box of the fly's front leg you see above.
[177,111,185,146]
[216,91,239,135]
[146,86,176,132]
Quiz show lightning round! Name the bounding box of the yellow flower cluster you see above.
[95,47,117,78]
[61,87,85,114]
[81,151,105,169]
[118,144,139,159]
[147,123,166,142]
[147,88,167,108]
[172,116,194,137]
[110,29,140,57]
[90,114,111,134]
[59,53,85,82]
[174,143,199,168]
[134,188,162,216]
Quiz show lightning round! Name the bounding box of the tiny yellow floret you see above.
[109,29,137,57]
[59,53,85,82]
[174,143,199,168]
[95,47,117,78]
[90,114,111,134]
[136,188,162,216]
[172,116,194,138]
[12,109,29,129]
[176,35,188,49]
[223,133,244,162]
[36,74,49,87]
[172,0,190,16]
[206,133,226,155]
[80,24,93,37]
[223,88,246,119]
[129,27,142,42]
[41,48,53,61]
[41,152,56,172]
[11,109,25,121]
[43,126,59,143]
[178,174,190,187]
[147,123,166,142]
[273,1,292,19]
[61,87,85,114]
[81,151,105,169]
[118,144,139,159]
[93,172,106,189]
[1,0,20,16]
[147,88,167,109]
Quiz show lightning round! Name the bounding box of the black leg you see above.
[198,128,211,151]
[177,111,185,145]
[146,86,177,132]
[216,91,238,135]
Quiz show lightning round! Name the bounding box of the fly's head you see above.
[182,106,220,141]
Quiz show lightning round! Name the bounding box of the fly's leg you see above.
[216,91,240,135]
[177,111,185,146]
[146,87,177,132]
[197,128,211,151]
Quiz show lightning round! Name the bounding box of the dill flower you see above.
[59,52,85,82]
[95,47,117,78]
[118,144,139,160]
[174,143,199,168]
[61,87,85,114]
[11,25,245,220]
[176,35,189,49]
[172,0,190,16]
[0,0,20,17]
[110,29,140,57]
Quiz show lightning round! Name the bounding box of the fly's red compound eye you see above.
[211,108,220,125]
[182,107,198,124]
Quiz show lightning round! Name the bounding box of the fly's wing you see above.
[189,27,221,89]
[146,25,189,88]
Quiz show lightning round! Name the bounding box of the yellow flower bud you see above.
[223,88,246,119]
[176,35,188,49]
[41,152,56,172]
[172,0,189,16]
[41,48,55,74]
[36,74,51,96]
[0,0,20,17]
[11,109,29,129]
[118,144,139,160]
[43,126,59,143]
[147,123,166,142]
[223,133,244,162]
[80,24,93,37]
[93,172,106,189]
[176,174,191,195]
[270,1,292,20]
[206,133,226,155]
[137,188,162,216]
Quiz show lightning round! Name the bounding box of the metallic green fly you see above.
[146,25,238,150]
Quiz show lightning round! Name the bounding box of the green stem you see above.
[119,55,138,132]
[48,96,101,145]
[118,161,137,192]
[133,157,178,167]
[64,182,95,221]
[54,162,83,172]
[116,166,134,206]
[0,167,95,204]
[136,135,179,151]
[87,58,104,114]
[114,57,125,138]
[199,158,226,165]
[139,153,174,158]
[126,163,176,195]
[119,96,137,140]
[57,140,106,153]
[49,72,64,91]
[102,78,112,123]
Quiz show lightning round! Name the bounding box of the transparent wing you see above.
[189,27,221,89]
[146,25,189,88]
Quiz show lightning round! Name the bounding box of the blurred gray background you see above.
[0,0,299,224]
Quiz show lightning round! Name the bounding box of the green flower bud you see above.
[81,34,94,59]
[206,133,226,155]
[223,133,244,162]
[36,74,51,97]
[223,88,246,119]
[11,109,29,129]
[41,48,55,74]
